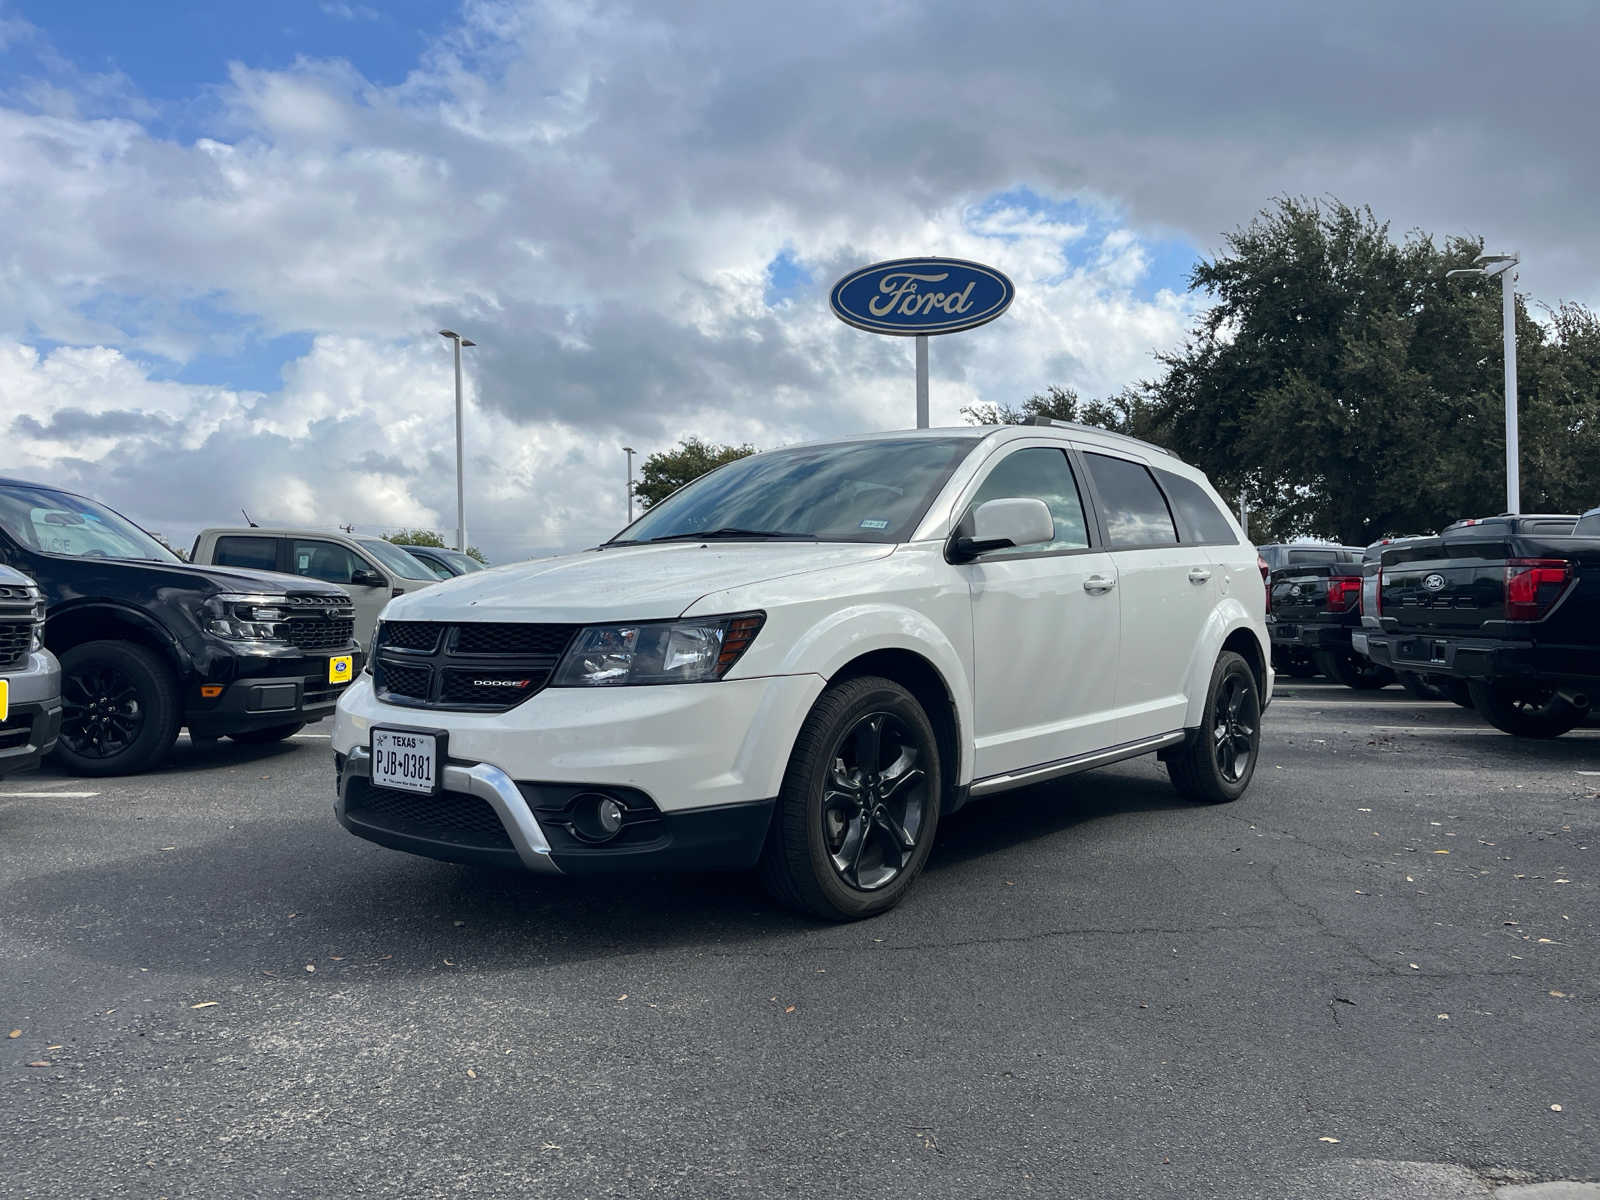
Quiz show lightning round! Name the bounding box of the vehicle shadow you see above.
[4,765,1183,980]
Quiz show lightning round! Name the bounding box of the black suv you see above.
[0,479,361,776]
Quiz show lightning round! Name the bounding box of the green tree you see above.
[961,384,1159,438]
[633,437,756,509]
[1114,197,1600,543]
[383,528,487,563]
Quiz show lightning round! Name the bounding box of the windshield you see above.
[358,539,438,580]
[443,549,486,572]
[0,483,181,563]
[612,436,978,545]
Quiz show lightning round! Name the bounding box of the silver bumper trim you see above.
[339,745,561,874]
[969,730,1187,797]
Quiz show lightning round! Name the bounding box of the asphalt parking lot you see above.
[3,682,1597,1200]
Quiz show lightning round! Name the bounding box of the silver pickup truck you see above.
[0,565,60,778]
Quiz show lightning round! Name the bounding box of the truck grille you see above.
[283,617,356,650]
[371,623,579,712]
[0,589,41,670]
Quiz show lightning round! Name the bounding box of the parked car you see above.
[1259,543,1364,680]
[0,566,60,778]
[395,544,487,579]
[1363,513,1597,736]
[332,421,1270,920]
[1353,537,1469,705]
[0,480,360,775]
[192,528,438,649]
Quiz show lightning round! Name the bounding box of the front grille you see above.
[283,617,355,651]
[0,622,31,669]
[382,622,444,652]
[372,622,578,712]
[345,777,513,849]
[376,662,431,702]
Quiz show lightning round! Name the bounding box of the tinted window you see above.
[1084,453,1177,548]
[1157,470,1238,545]
[0,484,181,563]
[964,447,1090,554]
[289,539,368,585]
[1285,548,1358,565]
[213,536,279,571]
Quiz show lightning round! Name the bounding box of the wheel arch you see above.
[829,647,966,808]
[46,602,191,678]
[1182,601,1270,727]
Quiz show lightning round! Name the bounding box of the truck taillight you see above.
[1259,557,1270,614]
[1326,575,1361,612]
[1505,558,1571,621]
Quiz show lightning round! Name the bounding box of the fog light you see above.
[569,791,628,843]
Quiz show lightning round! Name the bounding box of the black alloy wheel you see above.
[61,663,143,761]
[1210,670,1260,785]
[1167,650,1261,805]
[52,640,182,776]
[821,712,930,891]
[1314,648,1394,690]
[1467,680,1587,739]
[760,675,943,921]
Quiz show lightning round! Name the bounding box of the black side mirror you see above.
[350,568,387,588]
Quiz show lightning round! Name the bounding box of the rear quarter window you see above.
[213,536,279,571]
[1156,469,1238,545]
[1083,453,1178,549]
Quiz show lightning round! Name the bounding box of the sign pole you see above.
[915,335,929,429]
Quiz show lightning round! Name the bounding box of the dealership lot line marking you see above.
[0,791,101,799]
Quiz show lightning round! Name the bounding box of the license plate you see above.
[371,728,438,795]
[328,654,353,684]
[1276,624,1300,640]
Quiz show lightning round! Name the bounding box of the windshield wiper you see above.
[610,527,817,546]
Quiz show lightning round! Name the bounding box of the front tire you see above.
[53,641,182,776]
[759,676,943,921]
[228,722,306,745]
[1467,680,1587,738]
[1168,650,1261,805]
[1314,649,1394,690]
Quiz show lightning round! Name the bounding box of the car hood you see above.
[75,558,349,598]
[382,542,896,623]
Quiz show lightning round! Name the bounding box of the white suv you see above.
[332,422,1270,920]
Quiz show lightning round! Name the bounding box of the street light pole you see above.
[623,446,636,524]
[1446,253,1520,514]
[439,330,476,550]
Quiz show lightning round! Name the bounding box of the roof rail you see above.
[1026,416,1180,459]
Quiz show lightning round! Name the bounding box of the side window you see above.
[289,539,365,585]
[213,536,279,571]
[1157,469,1239,545]
[1084,453,1178,549]
[963,447,1090,555]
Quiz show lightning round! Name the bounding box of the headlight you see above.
[201,593,293,645]
[551,613,764,687]
[28,592,44,652]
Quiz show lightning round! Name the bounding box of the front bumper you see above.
[1363,633,1600,687]
[330,673,824,874]
[186,649,363,737]
[0,651,62,776]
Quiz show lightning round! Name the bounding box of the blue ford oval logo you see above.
[830,257,1015,336]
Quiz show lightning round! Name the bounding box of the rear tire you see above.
[1168,651,1260,805]
[759,676,942,921]
[1273,649,1319,679]
[1315,649,1394,690]
[53,641,182,776]
[228,722,306,745]
[1467,680,1587,738]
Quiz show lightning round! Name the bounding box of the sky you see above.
[1,0,1596,562]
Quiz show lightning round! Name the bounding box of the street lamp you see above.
[1446,253,1520,514]
[622,446,637,524]
[438,330,476,551]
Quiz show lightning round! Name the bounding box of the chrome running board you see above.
[968,731,1187,798]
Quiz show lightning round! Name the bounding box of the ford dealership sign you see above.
[829,257,1015,337]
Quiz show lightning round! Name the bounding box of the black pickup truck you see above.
[1362,514,1599,737]
[1265,545,1392,687]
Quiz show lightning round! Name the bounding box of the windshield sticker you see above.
[859,519,889,530]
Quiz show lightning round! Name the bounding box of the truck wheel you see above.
[228,723,306,745]
[1167,650,1260,805]
[1273,649,1318,679]
[1466,681,1587,738]
[1314,649,1394,690]
[759,676,942,921]
[53,641,182,776]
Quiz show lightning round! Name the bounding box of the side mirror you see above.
[949,497,1055,563]
[350,568,387,589]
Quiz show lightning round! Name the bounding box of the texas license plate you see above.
[328,654,353,684]
[371,728,438,795]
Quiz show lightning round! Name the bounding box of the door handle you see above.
[1187,568,1212,584]
[1083,575,1116,594]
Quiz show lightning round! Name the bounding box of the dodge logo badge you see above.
[1422,574,1447,592]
